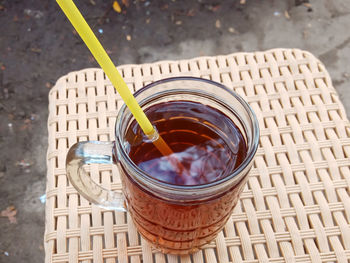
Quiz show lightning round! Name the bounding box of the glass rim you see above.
[115,76,260,192]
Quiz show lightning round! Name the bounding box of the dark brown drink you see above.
[119,100,247,254]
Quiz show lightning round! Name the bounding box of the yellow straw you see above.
[56,0,187,167]
[56,0,155,136]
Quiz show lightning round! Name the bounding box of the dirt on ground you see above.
[0,0,349,262]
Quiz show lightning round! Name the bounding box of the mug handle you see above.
[66,141,126,212]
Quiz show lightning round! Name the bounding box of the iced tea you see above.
[119,100,247,254]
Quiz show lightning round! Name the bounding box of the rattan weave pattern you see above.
[45,49,350,263]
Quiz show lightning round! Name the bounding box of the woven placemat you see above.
[45,49,350,263]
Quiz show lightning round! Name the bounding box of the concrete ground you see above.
[0,0,349,262]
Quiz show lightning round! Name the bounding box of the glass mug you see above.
[66,77,259,254]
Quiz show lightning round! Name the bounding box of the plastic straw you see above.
[55,0,192,176]
[56,0,155,136]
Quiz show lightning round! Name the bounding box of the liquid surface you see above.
[125,101,247,186]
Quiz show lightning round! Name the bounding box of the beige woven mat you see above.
[45,49,350,263]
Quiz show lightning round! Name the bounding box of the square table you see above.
[45,49,350,263]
